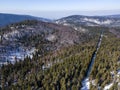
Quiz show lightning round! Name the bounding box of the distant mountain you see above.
[55,15,120,27]
[0,13,51,27]
[106,14,120,18]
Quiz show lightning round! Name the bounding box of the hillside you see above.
[0,20,97,65]
[0,16,120,90]
[55,15,120,27]
[0,13,50,27]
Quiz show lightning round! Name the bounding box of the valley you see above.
[81,31,103,90]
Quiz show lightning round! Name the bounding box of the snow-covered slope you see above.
[0,20,88,65]
[55,15,120,27]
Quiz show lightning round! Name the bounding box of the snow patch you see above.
[117,69,120,75]
[73,27,87,32]
[55,20,66,24]
[104,83,113,90]
[46,35,56,42]
[0,47,37,66]
[3,30,19,40]
[91,80,96,86]
[83,18,112,25]
[81,78,90,90]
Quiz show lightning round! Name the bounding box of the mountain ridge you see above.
[0,13,51,27]
[55,14,120,27]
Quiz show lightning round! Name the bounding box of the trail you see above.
[81,31,103,90]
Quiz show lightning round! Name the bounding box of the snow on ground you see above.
[0,47,37,66]
[26,48,36,59]
[81,78,90,90]
[81,78,97,90]
[118,82,120,88]
[63,23,70,26]
[104,70,120,90]
[83,18,112,25]
[91,80,96,86]
[74,27,78,31]
[110,70,120,78]
[104,83,113,90]
[46,35,56,42]
[73,27,87,33]
[118,69,120,75]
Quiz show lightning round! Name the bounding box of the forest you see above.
[0,20,120,90]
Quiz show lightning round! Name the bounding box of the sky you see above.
[0,0,120,19]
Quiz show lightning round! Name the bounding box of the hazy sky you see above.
[0,0,120,19]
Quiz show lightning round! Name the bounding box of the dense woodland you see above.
[0,20,120,90]
[0,34,98,90]
[90,32,120,90]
